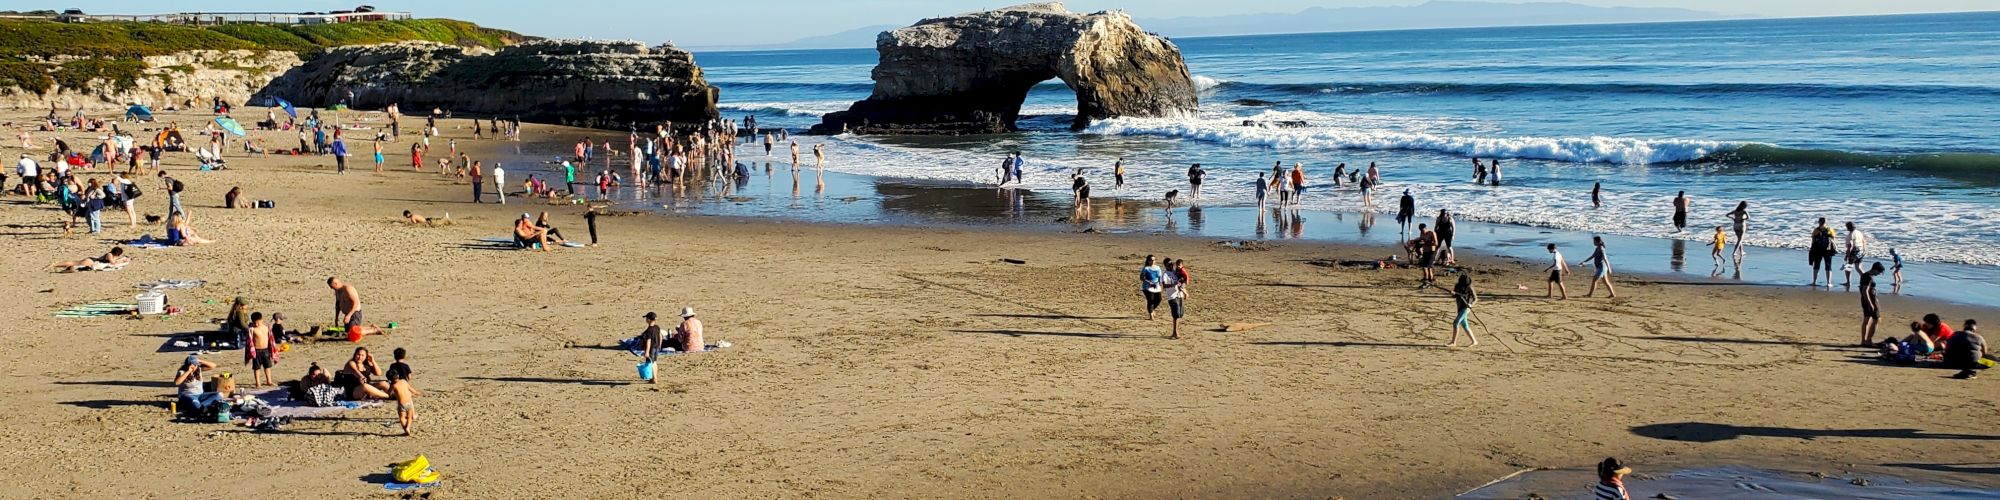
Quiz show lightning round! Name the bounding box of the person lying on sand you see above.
[48,246,128,272]
[401,210,454,226]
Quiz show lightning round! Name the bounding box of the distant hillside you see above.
[1137,1,1738,38]
[693,24,899,51]
[0,18,528,59]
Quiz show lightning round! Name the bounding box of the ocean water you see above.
[694,12,2000,268]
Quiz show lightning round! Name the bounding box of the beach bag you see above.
[637,360,656,380]
[305,384,340,407]
[210,401,233,423]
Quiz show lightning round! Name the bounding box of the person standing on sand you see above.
[493,164,506,204]
[1842,221,1869,288]
[410,141,423,171]
[1435,209,1457,265]
[330,136,348,174]
[329,277,384,339]
[1809,218,1836,287]
[1671,191,1689,233]
[583,206,600,246]
[1595,458,1633,500]
[1447,274,1479,347]
[1545,243,1570,300]
[372,141,385,173]
[1140,255,1165,320]
[1412,223,1439,287]
[1584,236,1615,298]
[244,312,276,388]
[1162,258,1186,339]
[1725,201,1748,256]
[638,312,664,383]
[387,347,420,436]
[1859,262,1884,347]
[1113,158,1125,190]
[470,161,484,204]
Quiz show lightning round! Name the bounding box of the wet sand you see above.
[0,109,1995,499]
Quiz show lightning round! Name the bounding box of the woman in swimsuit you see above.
[337,347,391,400]
[1584,236,1615,298]
[1725,201,1749,256]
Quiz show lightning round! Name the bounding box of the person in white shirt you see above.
[15,154,38,197]
[492,165,506,204]
[1545,243,1569,300]
[1842,221,1869,287]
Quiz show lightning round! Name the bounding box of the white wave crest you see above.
[1192,75,1230,92]
[1086,112,1741,165]
[719,101,853,118]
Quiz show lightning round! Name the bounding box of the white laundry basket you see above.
[136,292,167,315]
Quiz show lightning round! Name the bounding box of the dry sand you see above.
[1,110,1995,499]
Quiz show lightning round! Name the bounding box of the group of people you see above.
[172,345,421,436]
[1137,256,1195,339]
[1869,314,1992,379]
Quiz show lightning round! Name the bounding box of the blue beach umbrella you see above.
[274,97,297,119]
[214,117,247,136]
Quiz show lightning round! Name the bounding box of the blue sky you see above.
[35,1,2000,46]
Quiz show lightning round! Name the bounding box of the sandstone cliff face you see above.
[0,51,301,111]
[813,2,1196,135]
[256,40,719,127]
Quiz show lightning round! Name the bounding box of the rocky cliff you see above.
[255,40,719,127]
[812,2,1197,135]
[0,51,301,111]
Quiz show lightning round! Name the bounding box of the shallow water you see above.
[695,12,2000,270]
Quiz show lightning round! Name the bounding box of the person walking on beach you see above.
[1011,152,1026,184]
[1725,201,1748,256]
[1810,218,1837,287]
[1140,255,1165,320]
[1113,158,1125,190]
[762,133,773,156]
[1595,458,1633,500]
[1584,236,1615,298]
[493,164,506,204]
[1162,258,1186,339]
[387,347,420,436]
[1889,248,1904,294]
[1447,274,1479,347]
[1591,181,1602,208]
[1186,163,1206,201]
[1289,163,1306,204]
[1842,221,1869,288]
[1358,171,1375,207]
[1671,191,1689,233]
[1859,262,1884,346]
[329,277,384,340]
[1270,162,1289,206]
[1435,209,1457,265]
[330,137,348,174]
[1255,173,1269,210]
[1396,189,1416,238]
[1545,243,1570,300]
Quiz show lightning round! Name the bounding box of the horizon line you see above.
[683,8,2000,53]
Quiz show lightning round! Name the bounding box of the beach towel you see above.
[619,336,726,357]
[54,301,134,318]
[124,234,172,249]
[385,481,441,491]
[238,387,382,420]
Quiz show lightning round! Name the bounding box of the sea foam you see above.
[1087,111,1740,165]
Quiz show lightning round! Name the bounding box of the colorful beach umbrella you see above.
[274,97,297,118]
[213,117,247,136]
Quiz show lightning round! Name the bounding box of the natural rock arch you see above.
[812,2,1197,135]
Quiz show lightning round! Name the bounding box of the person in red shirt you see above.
[1924,314,1956,344]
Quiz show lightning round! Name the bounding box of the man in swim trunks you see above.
[329,277,383,339]
[1545,243,1569,300]
[1411,223,1439,287]
[386,347,419,436]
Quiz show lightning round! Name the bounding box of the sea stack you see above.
[258,40,719,128]
[812,2,1197,135]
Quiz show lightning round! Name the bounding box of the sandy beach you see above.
[1,109,1995,499]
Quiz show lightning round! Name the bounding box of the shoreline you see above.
[1,109,1995,499]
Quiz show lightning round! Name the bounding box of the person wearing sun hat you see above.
[672,307,704,353]
[1594,457,1632,500]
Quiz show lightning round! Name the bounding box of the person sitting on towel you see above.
[513,213,551,251]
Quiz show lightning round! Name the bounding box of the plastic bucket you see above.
[136,292,167,315]
[637,361,655,380]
